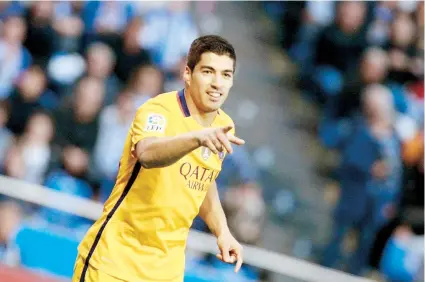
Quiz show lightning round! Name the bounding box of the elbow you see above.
[136,141,153,169]
[139,160,150,169]
[138,155,154,169]
[138,154,163,169]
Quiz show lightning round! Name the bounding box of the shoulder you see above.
[217,109,235,127]
[136,91,178,114]
[216,109,236,135]
[132,91,179,131]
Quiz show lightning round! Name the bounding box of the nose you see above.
[211,74,223,89]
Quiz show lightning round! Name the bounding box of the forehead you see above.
[196,52,234,71]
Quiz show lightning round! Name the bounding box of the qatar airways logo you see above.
[179,162,220,192]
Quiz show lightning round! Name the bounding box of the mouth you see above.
[206,91,222,101]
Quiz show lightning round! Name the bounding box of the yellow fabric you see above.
[76,91,234,282]
[72,255,125,282]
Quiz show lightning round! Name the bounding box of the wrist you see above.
[189,131,202,148]
[215,225,231,238]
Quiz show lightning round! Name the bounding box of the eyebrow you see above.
[200,65,234,73]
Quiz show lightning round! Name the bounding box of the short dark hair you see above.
[187,35,236,72]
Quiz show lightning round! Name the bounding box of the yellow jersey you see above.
[77,90,235,282]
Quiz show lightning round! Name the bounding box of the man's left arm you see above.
[199,181,243,273]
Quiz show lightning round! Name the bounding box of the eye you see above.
[224,73,232,78]
[203,70,212,74]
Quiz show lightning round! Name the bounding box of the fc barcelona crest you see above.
[218,151,226,160]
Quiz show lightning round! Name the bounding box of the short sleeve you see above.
[130,103,170,154]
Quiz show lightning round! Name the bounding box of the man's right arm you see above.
[131,102,245,169]
[136,125,245,169]
[136,133,200,169]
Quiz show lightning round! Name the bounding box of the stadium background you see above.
[0,1,423,282]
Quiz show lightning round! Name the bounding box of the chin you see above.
[202,102,221,113]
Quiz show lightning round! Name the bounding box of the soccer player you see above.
[73,35,246,282]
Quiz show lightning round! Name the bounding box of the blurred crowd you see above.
[274,1,424,281]
[0,1,423,282]
[0,1,266,281]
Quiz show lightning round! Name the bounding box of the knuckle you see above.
[216,131,225,138]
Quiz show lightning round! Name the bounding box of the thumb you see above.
[221,125,233,133]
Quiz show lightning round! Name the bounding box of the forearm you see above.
[199,182,230,237]
[137,132,200,169]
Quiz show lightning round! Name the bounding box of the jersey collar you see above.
[177,89,191,117]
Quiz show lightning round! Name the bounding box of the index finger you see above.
[235,252,243,273]
[227,134,245,145]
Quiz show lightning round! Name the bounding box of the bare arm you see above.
[136,125,245,169]
[199,181,244,272]
[199,181,229,237]
[136,133,200,169]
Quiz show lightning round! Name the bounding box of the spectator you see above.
[366,1,397,47]
[216,145,260,190]
[0,201,22,264]
[400,132,424,234]
[82,1,135,47]
[220,146,265,246]
[164,55,186,92]
[54,76,104,154]
[6,65,50,136]
[303,2,369,104]
[288,1,335,70]
[192,146,266,246]
[326,47,390,119]
[92,90,134,201]
[0,15,31,99]
[380,225,424,282]
[3,144,25,180]
[223,182,266,246]
[405,81,424,126]
[41,146,93,229]
[371,116,424,279]
[52,1,85,53]
[8,111,54,185]
[386,13,417,85]
[23,1,57,67]
[320,84,403,275]
[402,130,424,169]
[85,42,121,105]
[127,64,164,109]
[314,1,368,74]
[278,2,306,50]
[0,101,13,171]
[140,2,198,77]
[114,17,151,83]
[0,1,24,22]
[46,53,86,98]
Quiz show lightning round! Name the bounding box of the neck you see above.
[184,88,217,127]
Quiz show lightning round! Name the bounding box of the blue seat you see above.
[13,224,79,279]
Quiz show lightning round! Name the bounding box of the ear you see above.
[183,66,191,87]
